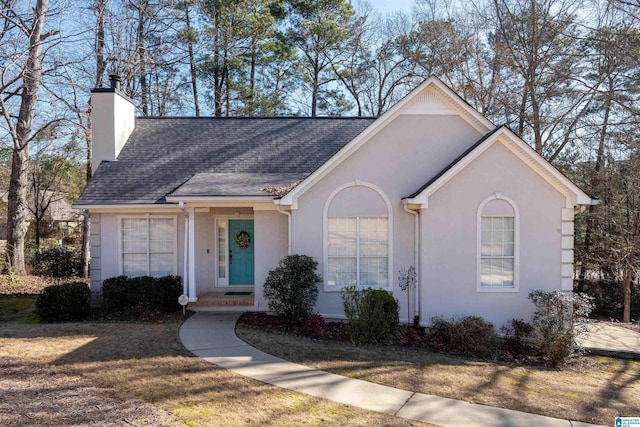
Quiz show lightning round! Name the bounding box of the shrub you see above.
[399,326,420,347]
[263,255,321,329]
[424,316,499,358]
[528,290,594,366]
[36,282,90,322]
[501,318,535,356]
[101,275,182,316]
[149,275,183,313]
[302,313,325,338]
[341,285,399,344]
[31,246,81,278]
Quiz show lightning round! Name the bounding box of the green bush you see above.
[424,316,499,358]
[101,275,182,316]
[31,246,81,278]
[341,285,399,344]
[528,290,594,366]
[35,282,90,322]
[263,255,321,329]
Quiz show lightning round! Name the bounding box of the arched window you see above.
[477,194,518,291]
[324,182,392,290]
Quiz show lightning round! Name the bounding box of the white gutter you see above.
[403,204,420,323]
[179,201,189,297]
[166,195,274,203]
[277,206,292,255]
[72,203,181,211]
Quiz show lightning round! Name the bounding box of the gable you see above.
[404,127,593,208]
[278,76,494,209]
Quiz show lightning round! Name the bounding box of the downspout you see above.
[403,204,420,327]
[179,201,189,297]
[276,204,292,256]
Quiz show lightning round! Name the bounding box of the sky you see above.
[366,0,415,15]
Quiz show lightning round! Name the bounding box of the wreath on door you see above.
[234,230,251,249]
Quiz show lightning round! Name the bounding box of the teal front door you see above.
[229,220,255,285]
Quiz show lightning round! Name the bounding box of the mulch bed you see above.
[239,312,348,340]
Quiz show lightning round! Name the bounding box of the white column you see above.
[188,206,198,301]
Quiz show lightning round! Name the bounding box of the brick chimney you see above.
[90,74,135,174]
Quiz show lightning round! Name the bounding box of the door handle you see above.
[229,249,232,264]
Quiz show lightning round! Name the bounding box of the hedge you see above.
[101,275,182,316]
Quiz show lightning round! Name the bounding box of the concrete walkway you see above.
[179,312,604,427]
[579,322,640,358]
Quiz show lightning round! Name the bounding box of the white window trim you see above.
[323,180,393,292]
[476,193,519,293]
[213,214,254,288]
[117,214,178,277]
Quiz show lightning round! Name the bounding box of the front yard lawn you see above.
[0,319,431,426]
[236,318,640,426]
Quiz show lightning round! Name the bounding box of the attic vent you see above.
[405,90,454,114]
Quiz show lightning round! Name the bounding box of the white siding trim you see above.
[476,193,520,293]
[322,180,393,292]
[187,207,197,301]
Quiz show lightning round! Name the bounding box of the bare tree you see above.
[0,0,55,273]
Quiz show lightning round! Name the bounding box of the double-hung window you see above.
[328,216,388,288]
[480,216,514,286]
[121,217,176,277]
[479,196,517,290]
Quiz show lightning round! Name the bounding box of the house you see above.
[74,75,594,328]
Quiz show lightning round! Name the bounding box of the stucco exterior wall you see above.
[291,115,483,319]
[194,212,216,293]
[91,90,135,174]
[254,210,288,310]
[420,141,567,327]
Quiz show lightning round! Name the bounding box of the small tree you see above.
[528,290,593,366]
[263,255,321,329]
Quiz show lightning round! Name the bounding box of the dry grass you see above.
[0,320,431,427]
[0,353,179,426]
[0,274,87,295]
[236,324,640,425]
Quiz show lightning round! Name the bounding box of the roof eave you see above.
[405,127,596,208]
[165,195,276,203]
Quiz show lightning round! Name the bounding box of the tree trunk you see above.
[184,1,200,116]
[622,260,632,323]
[249,39,256,116]
[578,84,612,291]
[137,0,149,115]
[7,149,30,273]
[6,0,49,274]
[80,0,107,279]
[34,214,41,250]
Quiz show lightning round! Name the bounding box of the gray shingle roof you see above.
[170,172,308,197]
[76,117,375,205]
